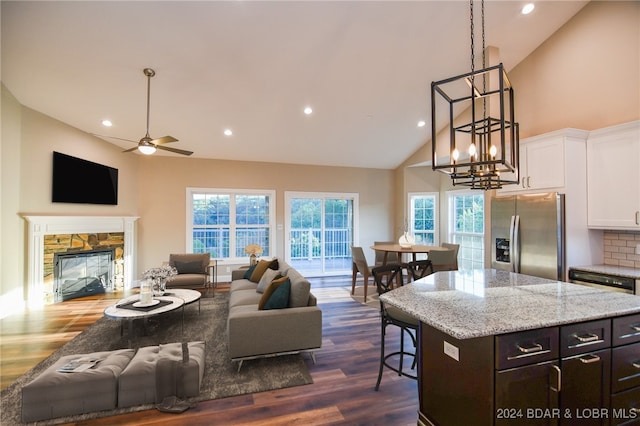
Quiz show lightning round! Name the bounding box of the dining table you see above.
[370,243,450,265]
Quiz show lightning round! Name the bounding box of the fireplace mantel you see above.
[22,215,139,304]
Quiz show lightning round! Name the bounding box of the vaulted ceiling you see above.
[2,1,588,169]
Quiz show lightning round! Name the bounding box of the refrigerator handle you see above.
[508,215,515,272]
[512,215,521,273]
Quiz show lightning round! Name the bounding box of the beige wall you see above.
[19,108,140,216]
[511,0,640,136]
[136,156,395,274]
[1,85,25,310]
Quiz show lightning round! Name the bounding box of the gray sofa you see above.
[228,259,322,370]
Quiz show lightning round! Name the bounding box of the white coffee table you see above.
[104,294,184,337]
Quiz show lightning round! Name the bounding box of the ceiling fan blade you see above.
[157,145,193,156]
[152,136,178,145]
[122,146,140,153]
[90,133,138,144]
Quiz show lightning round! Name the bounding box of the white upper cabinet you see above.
[497,129,588,194]
[587,121,640,230]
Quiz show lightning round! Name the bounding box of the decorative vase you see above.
[398,232,415,248]
[249,253,258,266]
[152,279,166,296]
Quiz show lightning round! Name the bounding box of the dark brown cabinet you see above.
[610,314,640,426]
[419,316,640,426]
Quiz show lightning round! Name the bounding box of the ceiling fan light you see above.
[138,144,156,155]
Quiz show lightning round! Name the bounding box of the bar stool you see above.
[372,264,418,391]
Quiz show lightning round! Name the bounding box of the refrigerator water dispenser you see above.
[495,238,510,263]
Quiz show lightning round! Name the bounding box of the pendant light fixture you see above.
[430,0,519,190]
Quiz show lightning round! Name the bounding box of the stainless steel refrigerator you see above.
[491,192,565,281]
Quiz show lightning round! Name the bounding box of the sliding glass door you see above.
[285,192,358,276]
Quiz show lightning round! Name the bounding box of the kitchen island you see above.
[380,269,640,425]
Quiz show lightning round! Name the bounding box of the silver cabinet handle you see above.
[632,361,640,369]
[631,324,640,332]
[517,343,543,354]
[636,211,640,225]
[550,365,562,393]
[579,354,601,364]
[574,333,600,343]
[527,176,531,188]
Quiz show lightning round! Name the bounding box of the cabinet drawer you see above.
[561,319,611,357]
[614,314,640,347]
[612,342,640,394]
[496,327,559,370]
[611,386,640,426]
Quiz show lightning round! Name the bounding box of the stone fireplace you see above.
[23,216,138,305]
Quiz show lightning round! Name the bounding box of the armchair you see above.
[165,253,216,296]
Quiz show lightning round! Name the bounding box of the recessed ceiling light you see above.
[522,3,535,15]
[304,106,313,115]
[224,129,233,136]
[417,120,426,128]
[101,119,112,127]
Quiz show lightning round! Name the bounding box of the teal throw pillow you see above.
[263,279,291,310]
[243,265,257,279]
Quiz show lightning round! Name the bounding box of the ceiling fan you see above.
[92,68,193,156]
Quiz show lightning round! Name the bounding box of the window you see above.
[448,191,485,270]
[187,188,275,261]
[409,192,438,245]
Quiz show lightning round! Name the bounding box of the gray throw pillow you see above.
[256,268,280,294]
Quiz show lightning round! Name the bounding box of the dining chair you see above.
[441,242,460,270]
[351,246,374,303]
[428,248,458,272]
[406,259,434,281]
[374,241,399,266]
[372,264,418,391]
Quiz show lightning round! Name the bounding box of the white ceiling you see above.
[2,1,588,169]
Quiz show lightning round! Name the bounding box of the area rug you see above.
[1,292,313,425]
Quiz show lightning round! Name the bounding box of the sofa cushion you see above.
[229,288,262,308]
[167,273,206,288]
[169,253,209,274]
[258,277,290,310]
[230,279,257,292]
[285,268,312,308]
[256,268,281,293]
[173,260,204,274]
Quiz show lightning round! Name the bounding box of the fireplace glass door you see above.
[54,249,114,302]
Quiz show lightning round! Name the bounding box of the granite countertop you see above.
[569,264,640,280]
[379,269,640,340]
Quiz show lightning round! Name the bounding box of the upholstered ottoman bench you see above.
[21,348,135,422]
[118,341,205,408]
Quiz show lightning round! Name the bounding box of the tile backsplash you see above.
[603,230,640,268]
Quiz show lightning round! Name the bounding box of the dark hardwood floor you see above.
[1,276,419,425]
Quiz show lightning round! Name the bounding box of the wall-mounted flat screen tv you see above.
[52,151,118,205]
